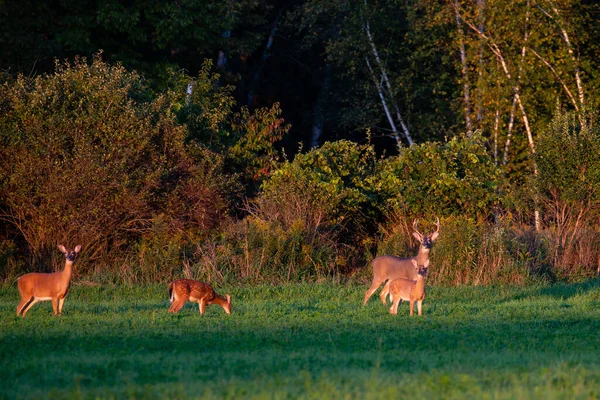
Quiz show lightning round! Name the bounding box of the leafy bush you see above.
[259,140,381,240]
[0,55,232,273]
[177,60,290,194]
[532,110,600,278]
[377,131,502,219]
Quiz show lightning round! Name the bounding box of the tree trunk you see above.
[454,0,541,231]
[247,11,282,106]
[365,57,403,148]
[311,64,331,149]
[453,0,473,132]
[362,2,413,145]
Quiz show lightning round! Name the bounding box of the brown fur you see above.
[16,244,81,317]
[168,279,231,315]
[388,259,428,316]
[364,219,439,306]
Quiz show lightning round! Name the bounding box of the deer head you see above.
[58,245,81,262]
[412,218,440,250]
[411,258,429,277]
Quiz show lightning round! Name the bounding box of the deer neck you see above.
[414,275,425,297]
[61,260,74,282]
[415,247,430,264]
[212,294,229,307]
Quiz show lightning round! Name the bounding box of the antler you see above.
[434,217,440,233]
[413,219,423,236]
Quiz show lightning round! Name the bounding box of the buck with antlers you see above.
[16,244,81,317]
[168,279,232,315]
[363,218,439,306]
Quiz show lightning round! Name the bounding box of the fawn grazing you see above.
[388,259,428,316]
[168,279,231,315]
[16,244,81,317]
[364,218,439,306]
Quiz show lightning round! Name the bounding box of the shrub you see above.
[259,140,381,241]
[377,131,502,219]
[0,55,232,275]
[532,110,600,278]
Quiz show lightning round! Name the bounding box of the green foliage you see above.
[177,60,238,148]
[0,55,231,271]
[0,0,268,89]
[378,132,502,219]
[260,140,381,239]
[2,282,600,398]
[534,111,600,205]
[229,103,290,189]
[532,110,600,277]
[177,60,289,192]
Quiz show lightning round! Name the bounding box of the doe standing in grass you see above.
[388,259,428,316]
[364,218,439,306]
[16,244,81,317]
[168,279,232,315]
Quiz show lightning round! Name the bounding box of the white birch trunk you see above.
[454,0,473,132]
[502,95,518,166]
[455,1,541,231]
[362,2,413,145]
[549,1,585,108]
[186,81,194,105]
[493,108,500,166]
[366,57,403,148]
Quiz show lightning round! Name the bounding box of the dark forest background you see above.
[1,0,600,285]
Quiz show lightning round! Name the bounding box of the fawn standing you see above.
[16,244,81,317]
[389,259,428,316]
[168,279,231,315]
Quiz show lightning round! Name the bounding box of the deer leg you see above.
[409,301,414,316]
[52,298,59,315]
[169,293,188,313]
[379,281,391,305]
[198,299,207,315]
[417,300,422,316]
[16,297,34,316]
[170,300,185,313]
[21,298,39,317]
[58,297,66,315]
[363,279,384,306]
[390,296,401,315]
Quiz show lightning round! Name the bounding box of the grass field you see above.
[1,280,600,399]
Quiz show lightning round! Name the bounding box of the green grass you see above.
[1,280,600,399]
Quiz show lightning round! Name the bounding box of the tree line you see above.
[1,0,600,284]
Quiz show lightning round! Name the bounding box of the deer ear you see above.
[412,231,423,242]
[74,245,82,252]
[58,245,67,254]
[430,231,439,241]
[411,259,418,268]
[424,259,430,268]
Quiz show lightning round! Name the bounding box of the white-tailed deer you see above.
[363,218,439,305]
[168,279,231,315]
[16,244,81,317]
[389,259,428,316]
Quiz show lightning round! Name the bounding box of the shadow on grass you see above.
[536,277,600,299]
